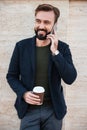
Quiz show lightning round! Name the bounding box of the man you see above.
[6,4,77,130]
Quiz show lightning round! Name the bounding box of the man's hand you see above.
[23,91,41,105]
[47,33,58,54]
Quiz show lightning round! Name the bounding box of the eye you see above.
[35,19,41,24]
[44,21,50,25]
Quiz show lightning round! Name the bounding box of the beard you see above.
[34,29,51,40]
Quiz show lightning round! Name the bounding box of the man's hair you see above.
[35,4,60,23]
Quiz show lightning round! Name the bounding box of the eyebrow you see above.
[35,18,51,23]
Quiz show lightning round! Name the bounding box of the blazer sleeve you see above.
[52,43,77,84]
[6,43,27,97]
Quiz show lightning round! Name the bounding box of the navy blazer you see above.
[6,36,77,120]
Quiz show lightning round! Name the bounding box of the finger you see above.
[47,34,55,39]
[47,36,54,44]
[26,98,41,105]
[25,91,39,99]
[26,96,41,102]
[26,92,41,102]
[47,35,56,44]
[29,92,40,99]
[47,33,56,37]
[48,35,58,46]
[47,34,58,41]
[31,101,41,105]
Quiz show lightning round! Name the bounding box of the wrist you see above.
[52,50,59,56]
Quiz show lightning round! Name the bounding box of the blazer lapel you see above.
[31,36,36,76]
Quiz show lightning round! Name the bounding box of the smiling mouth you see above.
[35,29,49,40]
[38,31,46,36]
[38,29,46,33]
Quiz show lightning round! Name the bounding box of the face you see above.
[34,11,55,40]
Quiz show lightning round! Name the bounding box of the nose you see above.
[39,22,45,29]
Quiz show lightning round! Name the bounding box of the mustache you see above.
[35,28,51,40]
[37,29,47,33]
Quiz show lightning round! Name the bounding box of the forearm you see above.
[52,53,77,84]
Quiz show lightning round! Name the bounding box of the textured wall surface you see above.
[0,0,87,130]
[66,1,87,130]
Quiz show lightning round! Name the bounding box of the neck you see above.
[36,38,50,47]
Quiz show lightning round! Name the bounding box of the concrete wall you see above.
[0,0,87,130]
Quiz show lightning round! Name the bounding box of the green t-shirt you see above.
[34,44,51,99]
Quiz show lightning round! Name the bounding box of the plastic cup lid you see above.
[33,86,45,93]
